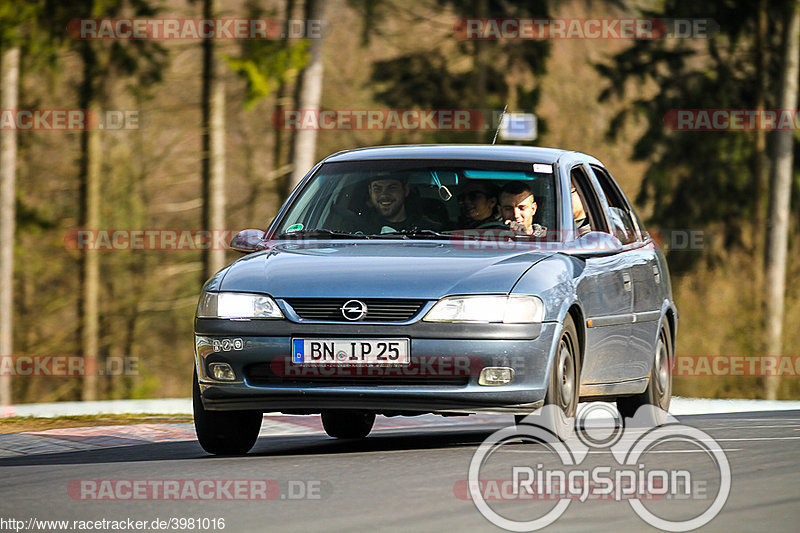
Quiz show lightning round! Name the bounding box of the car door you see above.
[589,164,660,382]
[568,163,634,385]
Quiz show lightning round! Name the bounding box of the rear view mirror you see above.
[230,229,268,253]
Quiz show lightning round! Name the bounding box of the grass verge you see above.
[0,414,193,434]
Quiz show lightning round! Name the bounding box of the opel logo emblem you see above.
[341,299,368,321]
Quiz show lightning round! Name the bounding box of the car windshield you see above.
[273,159,559,239]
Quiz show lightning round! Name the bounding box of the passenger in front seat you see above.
[362,176,442,234]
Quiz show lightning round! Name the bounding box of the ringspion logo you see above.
[465,405,730,531]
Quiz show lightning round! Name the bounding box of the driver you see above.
[499,181,546,237]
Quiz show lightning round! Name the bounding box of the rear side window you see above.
[590,165,640,245]
[570,165,607,234]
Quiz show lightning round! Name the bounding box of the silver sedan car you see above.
[193,145,677,454]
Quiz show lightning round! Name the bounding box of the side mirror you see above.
[230,229,268,253]
[563,230,623,257]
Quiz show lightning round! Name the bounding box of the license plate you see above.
[291,338,410,365]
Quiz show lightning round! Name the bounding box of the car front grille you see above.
[283,298,427,322]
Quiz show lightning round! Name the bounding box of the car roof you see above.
[322,144,588,165]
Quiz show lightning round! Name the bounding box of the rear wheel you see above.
[617,321,672,424]
[321,410,375,439]
[193,371,262,455]
[516,314,580,440]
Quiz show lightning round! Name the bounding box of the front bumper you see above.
[194,318,559,415]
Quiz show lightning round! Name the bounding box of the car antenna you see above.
[492,104,508,145]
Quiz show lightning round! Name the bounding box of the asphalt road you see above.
[0,410,797,532]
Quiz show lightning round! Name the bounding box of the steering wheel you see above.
[330,204,364,225]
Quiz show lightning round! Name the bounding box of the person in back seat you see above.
[458,181,504,229]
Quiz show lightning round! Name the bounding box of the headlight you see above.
[196,292,284,319]
[423,295,544,324]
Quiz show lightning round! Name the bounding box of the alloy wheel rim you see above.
[655,335,670,401]
[558,338,574,409]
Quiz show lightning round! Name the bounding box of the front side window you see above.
[272,160,559,239]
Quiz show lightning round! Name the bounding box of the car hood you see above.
[219,240,555,299]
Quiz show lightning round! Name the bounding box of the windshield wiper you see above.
[276,229,371,239]
[373,229,450,239]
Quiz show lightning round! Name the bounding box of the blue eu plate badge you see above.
[293,339,304,363]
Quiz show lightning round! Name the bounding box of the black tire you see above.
[193,371,262,455]
[321,410,375,439]
[516,314,580,440]
[617,321,673,422]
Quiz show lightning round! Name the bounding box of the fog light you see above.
[478,367,515,386]
[209,362,236,381]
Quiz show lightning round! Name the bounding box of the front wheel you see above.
[321,410,375,439]
[617,321,673,424]
[193,371,262,455]
[516,314,580,440]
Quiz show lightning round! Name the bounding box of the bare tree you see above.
[764,0,800,400]
[78,40,101,401]
[473,0,488,142]
[752,0,769,294]
[202,0,227,281]
[0,46,20,411]
[288,0,326,190]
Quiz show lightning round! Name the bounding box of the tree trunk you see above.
[77,37,102,402]
[201,0,227,282]
[288,0,326,191]
[752,0,768,295]
[79,104,101,401]
[0,46,20,413]
[763,0,800,400]
[273,0,297,202]
[473,0,488,142]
